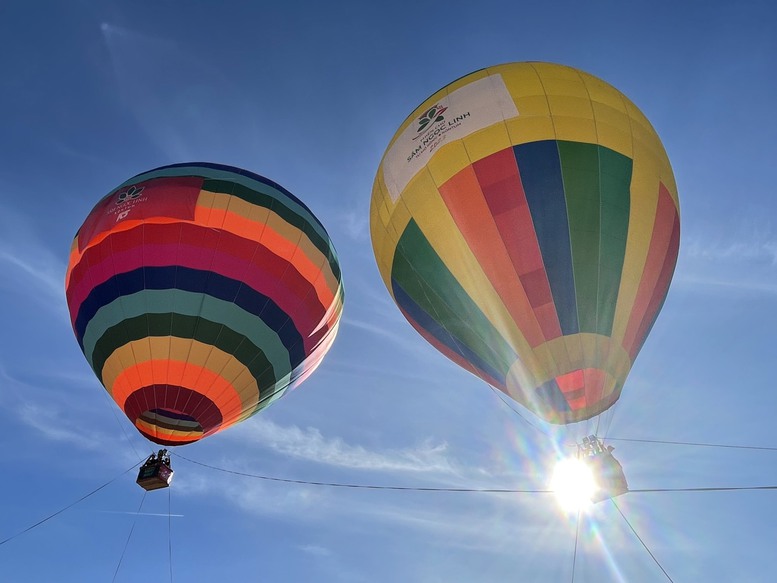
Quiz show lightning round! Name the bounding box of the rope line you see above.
[173,453,777,494]
[168,488,174,583]
[173,453,550,493]
[571,510,580,583]
[612,499,674,582]
[0,462,140,547]
[112,491,147,583]
[606,436,777,452]
[486,383,556,440]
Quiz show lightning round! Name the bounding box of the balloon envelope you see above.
[67,163,343,445]
[371,63,679,424]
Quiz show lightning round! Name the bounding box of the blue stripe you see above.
[391,279,507,385]
[514,141,579,335]
[74,266,304,366]
[535,379,572,415]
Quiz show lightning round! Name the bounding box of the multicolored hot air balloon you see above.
[371,62,679,424]
[66,163,343,445]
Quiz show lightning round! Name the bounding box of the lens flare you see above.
[551,457,597,512]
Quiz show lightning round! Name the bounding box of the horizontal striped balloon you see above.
[371,62,679,424]
[66,163,343,445]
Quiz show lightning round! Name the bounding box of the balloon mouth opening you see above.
[135,408,205,445]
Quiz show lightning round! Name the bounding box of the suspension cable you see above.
[173,453,777,494]
[612,499,674,582]
[571,509,581,583]
[0,461,140,547]
[486,383,557,440]
[605,436,777,451]
[168,488,174,583]
[173,452,550,493]
[112,491,147,583]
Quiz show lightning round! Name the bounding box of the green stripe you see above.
[91,313,278,391]
[596,147,631,335]
[82,289,292,381]
[560,142,631,336]
[391,220,516,377]
[559,141,601,334]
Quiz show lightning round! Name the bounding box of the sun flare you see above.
[550,457,598,512]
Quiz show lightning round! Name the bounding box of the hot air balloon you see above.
[66,163,343,450]
[370,62,679,426]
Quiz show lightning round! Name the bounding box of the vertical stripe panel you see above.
[558,141,601,333]
[514,140,579,335]
[622,184,678,356]
[473,148,561,344]
[596,147,632,336]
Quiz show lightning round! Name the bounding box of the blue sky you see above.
[1,0,776,581]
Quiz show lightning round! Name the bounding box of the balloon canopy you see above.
[371,62,679,424]
[66,163,343,445]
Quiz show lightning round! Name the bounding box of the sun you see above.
[550,457,598,512]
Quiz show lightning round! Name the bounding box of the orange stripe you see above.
[111,360,243,420]
[195,206,336,307]
[438,166,546,348]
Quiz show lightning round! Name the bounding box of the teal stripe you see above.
[559,142,631,336]
[90,313,278,392]
[559,141,601,334]
[391,220,516,378]
[595,147,631,335]
[82,289,292,379]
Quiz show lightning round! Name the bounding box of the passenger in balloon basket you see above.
[580,436,629,503]
[136,449,174,491]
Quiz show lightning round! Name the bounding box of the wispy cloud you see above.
[683,233,777,265]
[0,365,141,457]
[0,203,67,317]
[231,417,458,474]
[335,206,370,242]
[16,400,104,451]
[298,544,332,558]
[341,316,418,351]
[678,227,777,295]
[100,23,267,164]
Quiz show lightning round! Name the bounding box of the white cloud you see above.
[298,544,332,558]
[100,23,268,164]
[231,417,458,474]
[16,400,102,451]
[335,206,370,241]
[683,234,777,265]
[0,203,68,317]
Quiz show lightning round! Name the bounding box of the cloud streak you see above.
[231,417,458,474]
[0,203,67,317]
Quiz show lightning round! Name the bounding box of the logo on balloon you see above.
[116,185,145,205]
[415,105,448,136]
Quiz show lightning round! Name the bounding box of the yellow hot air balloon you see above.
[371,62,679,424]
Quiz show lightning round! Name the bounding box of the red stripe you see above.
[474,148,562,344]
[628,212,680,359]
[67,223,328,351]
[437,149,550,350]
[622,184,680,357]
[77,176,202,252]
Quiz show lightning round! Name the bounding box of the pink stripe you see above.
[475,148,562,344]
[67,223,329,352]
